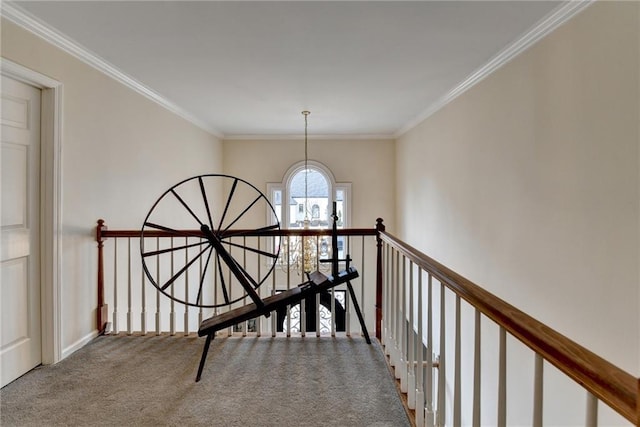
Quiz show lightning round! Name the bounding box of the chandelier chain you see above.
[302,111,310,220]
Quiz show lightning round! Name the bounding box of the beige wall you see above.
[396,2,638,424]
[1,19,223,355]
[222,138,395,230]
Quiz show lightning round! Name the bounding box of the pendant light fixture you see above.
[301,110,313,272]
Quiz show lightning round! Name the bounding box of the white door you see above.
[0,75,42,387]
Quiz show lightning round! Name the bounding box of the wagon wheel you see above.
[140,174,280,308]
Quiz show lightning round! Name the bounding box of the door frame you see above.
[1,58,63,364]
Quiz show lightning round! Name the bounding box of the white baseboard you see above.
[61,330,99,360]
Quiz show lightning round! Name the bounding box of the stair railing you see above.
[96,219,380,338]
[96,219,638,426]
[379,231,638,426]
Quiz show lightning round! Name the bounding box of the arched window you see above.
[267,160,350,265]
[267,160,350,230]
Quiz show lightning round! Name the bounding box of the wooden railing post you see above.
[96,219,108,334]
[375,218,385,341]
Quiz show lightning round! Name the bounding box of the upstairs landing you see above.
[0,334,411,426]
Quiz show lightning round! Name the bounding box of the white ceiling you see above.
[7,1,572,138]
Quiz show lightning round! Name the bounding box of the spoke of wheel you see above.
[222,194,261,233]
[217,178,238,232]
[210,230,264,308]
[229,256,260,289]
[170,189,204,226]
[221,224,280,238]
[142,240,209,258]
[144,222,202,239]
[221,240,278,259]
[198,176,215,231]
[160,246,210,291]
[216,252,231,304]
[196,246,214,306]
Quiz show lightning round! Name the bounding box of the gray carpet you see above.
[1,335,410,426]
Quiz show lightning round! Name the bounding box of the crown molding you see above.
[394,0,595,138]
[224,133,395,141]
[1,2,224,139]
[2,0,594,142]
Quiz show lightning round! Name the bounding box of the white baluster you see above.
[408,260,416,408]
[385,244,392,354]
[227,244,232,337]
[225,246,232,337]
[386,245,395,359]
[394,250,401,375]
[586,392,598,427]
[498,327,507,427]
[212,254,219,337]
[425,273,434,427]
[454,295,461,427]
[256,236,261,337]
[170,237,176,336]
[141,253,147,336]
[287,236,292,337]
[242,237,247,337]
[155,237,161,336]
[184,236,189,336]
[301,298,306,337]
[437,282,446,427]
[331,285,336,337]
[112,239,118,334]
[315,292,320,337]
[473,308,481,427]
[345,285,351,337]
[304,236,312,337]
[533,353,543,427]
[400,255,407,392]
[198,238,203,329]
[271,271,277,338]
[127,237,132,335]
[416,269,425,427]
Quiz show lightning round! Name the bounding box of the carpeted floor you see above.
[1,335,410,427]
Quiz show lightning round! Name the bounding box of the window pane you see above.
[289,168,329,228]
[335,189,344,227]
[272,189,282,224]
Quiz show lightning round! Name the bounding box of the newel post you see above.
[96,219,108,334]
[375,218,385,341]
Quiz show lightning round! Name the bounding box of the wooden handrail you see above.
[100,228,378,238]
[379,231,638,424]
